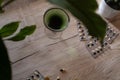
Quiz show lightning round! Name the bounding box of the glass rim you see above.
[43,8,70,32]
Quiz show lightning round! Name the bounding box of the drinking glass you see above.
[43,8,70,39]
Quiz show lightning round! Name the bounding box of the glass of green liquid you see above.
[43,8,70,39]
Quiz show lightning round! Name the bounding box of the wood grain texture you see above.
[0,0,120,80]
[2,0,77,63]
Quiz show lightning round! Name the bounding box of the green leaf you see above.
[0,21,20,38]
[0,0,4,5]
[48,0,98,11]
[83,11,107,42]
[48,0,107,42]
[0,37,12,80]
[7,25,36,41]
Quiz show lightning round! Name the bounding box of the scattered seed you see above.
[60,68,66,73]
[91,43,94,46]
[87,44,90,47]
[100,48,103,51]
[57,76,60,80]
[44,76,50,80]
[93,52,96,55]
[97,50,100,53]
[26,78,31,80]
[31,75,34,79]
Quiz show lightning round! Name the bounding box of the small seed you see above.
[113,32,116,36]
[79,33,83,36]
[34,70,40,74]
[78,29,81,32]
[36,74,40,78]
[81,37,84,40]
[78,22,80,25]
[87,44,90,47]
[34,71,40,78]
[44,76,50,80]
[93,52,96,55]
[60,68,66,72]
[31,75,34,79]
[97,50,100,53]
[104,42,108,46]
[81,29,84,32]
[57,76,60,80]
[91,43,94,46]
[98,46,101,49]
[109,30,113,33]
[82,33,85,36]
[100,48,103,51]
[26,78,31,80]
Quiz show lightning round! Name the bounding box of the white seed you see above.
[57,76,60,80]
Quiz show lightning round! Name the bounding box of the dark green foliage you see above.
[0,37,12,80]
[48,0,107,42]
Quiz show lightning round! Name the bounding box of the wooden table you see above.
[1,0,120,80]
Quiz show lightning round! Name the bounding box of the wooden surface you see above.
[0,0,120,80]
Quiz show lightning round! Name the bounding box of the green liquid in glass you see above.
[48,14,64,30]
[44,8,69,32]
